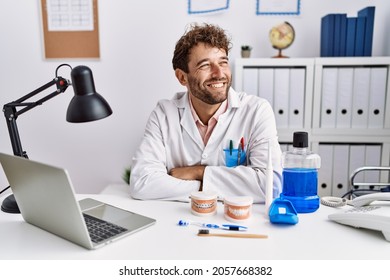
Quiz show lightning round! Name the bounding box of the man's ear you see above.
[175,69,188,86]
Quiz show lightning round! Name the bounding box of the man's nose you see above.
[210,64,223,77]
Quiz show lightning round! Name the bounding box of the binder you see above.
[273,68,290,128]
[333,14,347,57]
[318,144,333,197]
[364,145,382,189]
[346,17,357,57]
[336,67,353,128]
[332,145,350,197]
[257,68,274,105]
[288,68,305,128]
[242,68,259,96]
[339,14,348,56]
[354,16,366,57]
[358,6,375,56]
[368,67,387,128]
[351,67,370,128]
[348,145,366,188]
[321,14,335,57]
[320,67,338,128]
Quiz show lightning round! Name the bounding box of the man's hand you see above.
[169,165,205,181]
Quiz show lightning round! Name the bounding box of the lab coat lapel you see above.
[206,89,240,147]
[176,92,204,150]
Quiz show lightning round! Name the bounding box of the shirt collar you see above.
[188,94,228,125]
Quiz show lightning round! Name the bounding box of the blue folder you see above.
[358,6,375,56]
[354,16,366,56]
[346,17,357,56]
[320,14,335,57]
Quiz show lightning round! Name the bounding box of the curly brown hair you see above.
[172,23,232,73]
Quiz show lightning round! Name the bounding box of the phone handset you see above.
[351,192,390,207]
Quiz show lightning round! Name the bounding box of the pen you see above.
[229,139,233,155]
[237,144,242,165]
[240,137,245,152]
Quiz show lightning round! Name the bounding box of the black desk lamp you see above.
[1,64,112,213]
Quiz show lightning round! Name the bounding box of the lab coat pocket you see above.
[223,149,247,167]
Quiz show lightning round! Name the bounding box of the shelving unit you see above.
[234,57,390,198]
[234,58,314,143]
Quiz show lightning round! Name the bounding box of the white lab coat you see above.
[129,88,282,203]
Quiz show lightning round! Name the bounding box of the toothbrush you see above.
[197,229,267,239]
[265,139,273,217]
[177,219,248,231]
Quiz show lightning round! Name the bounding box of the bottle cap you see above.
[293,131,308,148]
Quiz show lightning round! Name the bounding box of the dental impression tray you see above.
[269,198,299,225]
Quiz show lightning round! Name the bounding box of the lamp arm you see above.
[2,76,70,157]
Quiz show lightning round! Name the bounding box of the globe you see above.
[269,21,295,58]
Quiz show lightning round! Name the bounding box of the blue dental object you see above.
[177,219,248,231]
[268,198,299,225]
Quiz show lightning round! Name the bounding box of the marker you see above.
[229,139,233,155]
[240,137,245,151]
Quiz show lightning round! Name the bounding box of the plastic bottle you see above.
[280,131,321,213]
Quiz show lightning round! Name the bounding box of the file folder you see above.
[242,68,259,96]
[320,67,338,128]
[318,144,333,197]
[358,6,375,56]
[368,67,387,128]
[320,14,335,57]
[339,14,348,56]
[332,145,350,197]
[273,68,290,128]
[288,68,305,128]
[354,16,366,57]
[364,145,382,189]
[258,68,274,105]
[336,67,353,128]
[349,145,366,188]
[333,14,347,57]
[346,17,357,57]
[351,67,370,128]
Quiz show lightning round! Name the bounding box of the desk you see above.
[0,187,389,260]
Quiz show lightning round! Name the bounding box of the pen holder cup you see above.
[224,149,246,167]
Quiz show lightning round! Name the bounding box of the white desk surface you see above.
[0,184,389,260]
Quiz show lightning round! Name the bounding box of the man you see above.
[130,23,282,203]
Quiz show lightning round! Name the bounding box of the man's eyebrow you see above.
[195,56,229,67]
[195,58,209,67]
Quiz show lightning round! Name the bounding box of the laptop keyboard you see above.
[83,213,128,243]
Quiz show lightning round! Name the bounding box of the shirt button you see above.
[202,153,208,159]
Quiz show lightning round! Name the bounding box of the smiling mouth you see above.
[207,82,225,88]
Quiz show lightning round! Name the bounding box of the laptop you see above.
[0,152,156,250]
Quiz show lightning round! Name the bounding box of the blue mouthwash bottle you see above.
[280,131,321,213]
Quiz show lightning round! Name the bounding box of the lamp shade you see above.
[66,65,112,123]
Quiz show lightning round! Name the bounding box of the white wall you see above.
[1,0,389,194]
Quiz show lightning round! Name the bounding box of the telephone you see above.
[328,193,390,241]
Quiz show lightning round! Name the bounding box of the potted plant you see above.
[122,167,131,185]
[241,45,252,58]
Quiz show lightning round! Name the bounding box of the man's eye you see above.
[199,64,210,69]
